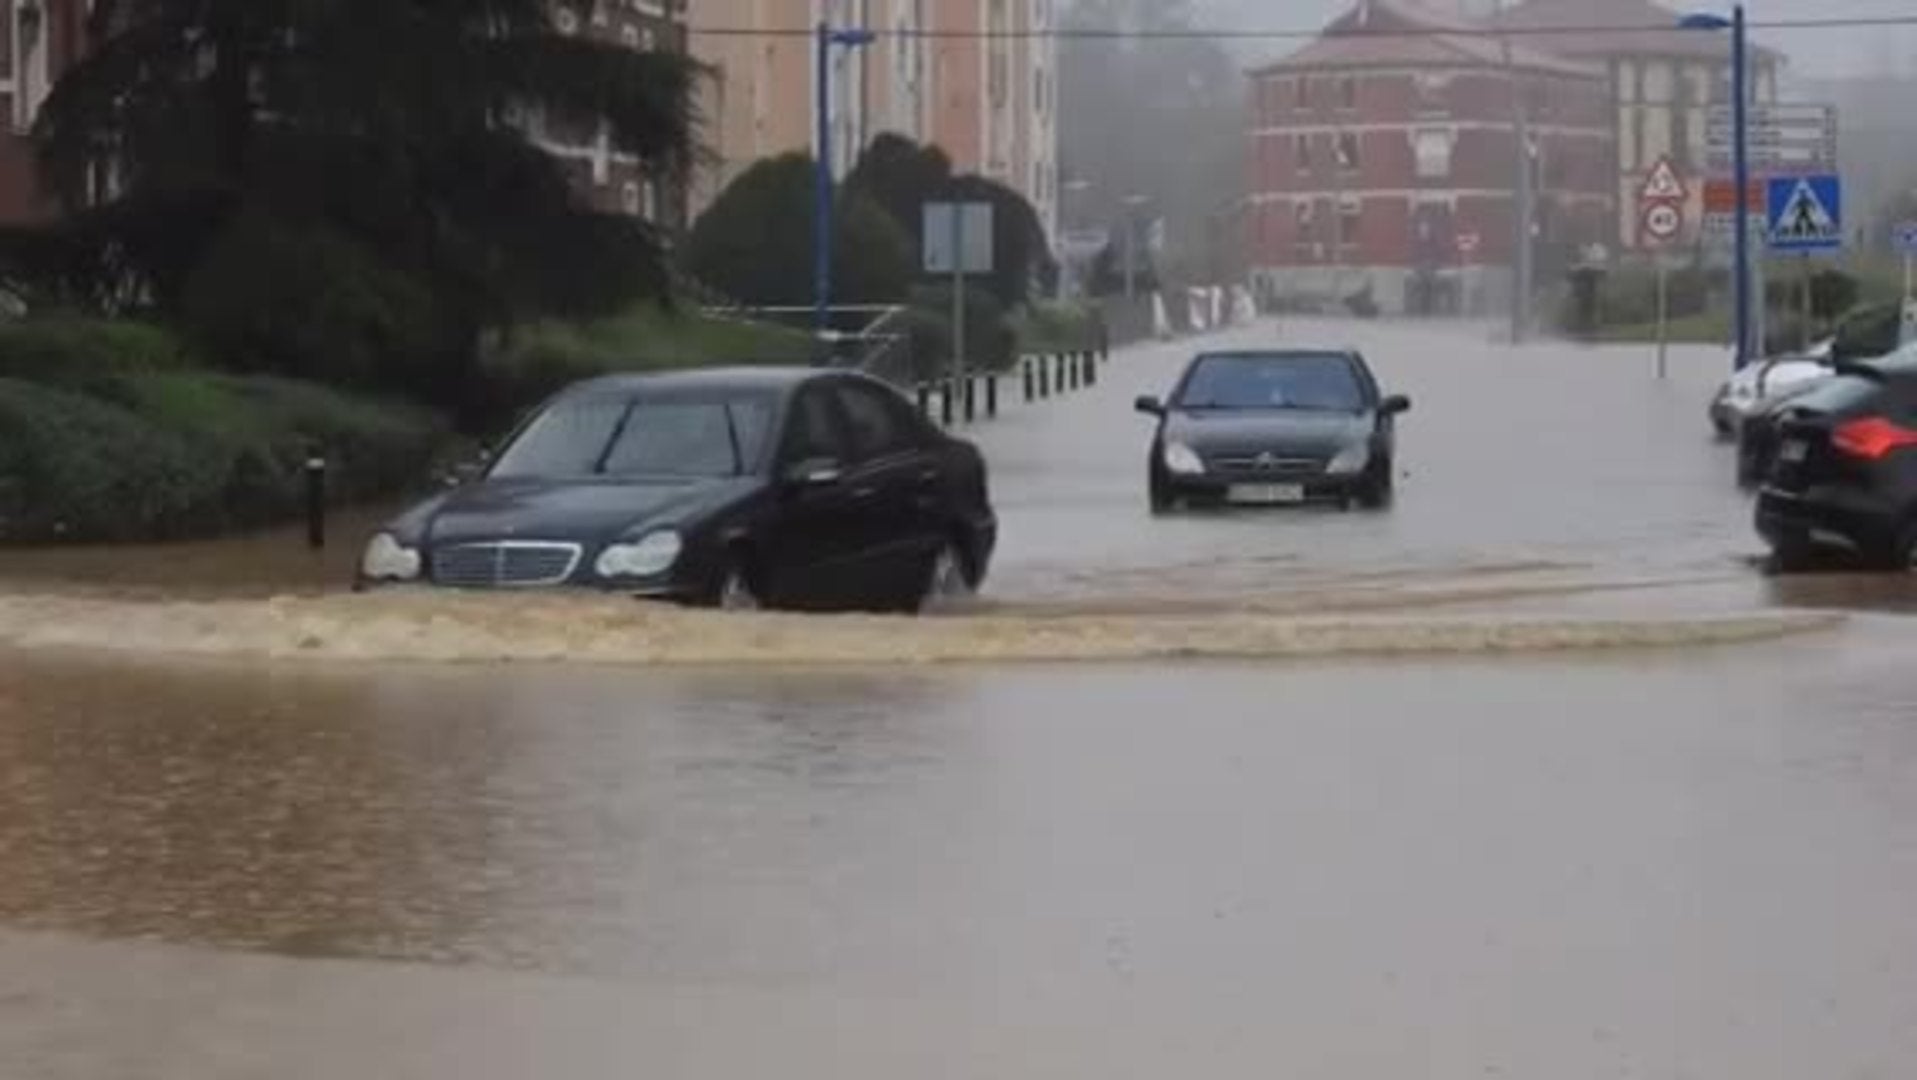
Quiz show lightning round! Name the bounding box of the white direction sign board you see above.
[922,202,994,275]
[1707,102,1837,171]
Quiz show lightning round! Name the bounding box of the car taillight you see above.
[1830,416,1917,461]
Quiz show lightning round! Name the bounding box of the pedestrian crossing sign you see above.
[1765,174,1842,253]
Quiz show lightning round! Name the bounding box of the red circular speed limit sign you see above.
[1641,201,1683,243]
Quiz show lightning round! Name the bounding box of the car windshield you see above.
[490,392,777,480]
[1175,352,1366,412]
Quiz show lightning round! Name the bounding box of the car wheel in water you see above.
[713,559,764,612]
[1886,522,1917,574]
[1356,459,1394,509]
[1149,476,1175,514]
[917,540,975,614]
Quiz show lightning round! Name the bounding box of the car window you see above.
[783,387,849,464]
[835,381,918,459]
[601,400,773,478]
[1175,353,1367,412]
[490,393,775,479]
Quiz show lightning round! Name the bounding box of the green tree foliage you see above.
[0,0,696,412]
[842,136,1057,307]
[682,153,914,308]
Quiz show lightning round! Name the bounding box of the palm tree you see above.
[3,0,697,402]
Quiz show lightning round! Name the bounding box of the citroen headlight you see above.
[1327,443,1371,476]
[1162,441,1205,476]
[595,530,683,579]
[359,532,421,582]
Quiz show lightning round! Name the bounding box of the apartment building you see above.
[532,0,691,229]
[691,0,1060,240]
[1248,0,1614,314]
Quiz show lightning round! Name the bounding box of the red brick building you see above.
[0,0,90,224]
[1247,0,1614,315]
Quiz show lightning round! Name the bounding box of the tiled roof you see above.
[1250,0,1602,78]
[1492,0,1782,63]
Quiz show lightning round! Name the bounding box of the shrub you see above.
[0,372,444,543]
[905,283,1013,376]
[0,316,196,391]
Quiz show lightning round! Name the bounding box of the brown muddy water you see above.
[4,320,1917,1077]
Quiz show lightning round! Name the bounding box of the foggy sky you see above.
[1196,0,1917,79]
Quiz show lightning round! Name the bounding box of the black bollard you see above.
[1066,352,1079,391]
[916,381,931,416]
[940,379,955,426]
[304,449,327,550]
[1082,350,1097,387]
[1022,358,1035,402]
[963,374,977,423]
[1038,356,1050,398]
[986,374,999,418]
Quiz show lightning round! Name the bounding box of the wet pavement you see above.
[6,320,1917,1075]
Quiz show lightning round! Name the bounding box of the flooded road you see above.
[6,320,1917,1075]
[6,636,1917,1077]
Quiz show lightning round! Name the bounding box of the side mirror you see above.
[1134,395,1166,417]
[783,458,844,489]
[1380,395,1412,416]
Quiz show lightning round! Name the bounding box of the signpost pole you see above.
[1656,257,1670,380]
[1904,250,1912,305]
[1800,253,1812,352]
[1731,3,1751,369]
[951,206,966,398]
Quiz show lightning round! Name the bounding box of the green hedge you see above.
[0,372,444,543]
[0,317,196,389]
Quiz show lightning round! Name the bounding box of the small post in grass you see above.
[304,447,327,551]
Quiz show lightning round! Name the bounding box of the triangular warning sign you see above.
[1774,180,1837,242]
[1640,157,1685,202]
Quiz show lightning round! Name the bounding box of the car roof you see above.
[1192,348,1358,360]
[564,366,836,396]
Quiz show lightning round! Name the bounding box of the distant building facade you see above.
[530,0,691,229]
[1493,0,1780,253]
[1246,0,1614,315]
[690,0,1060,240]
[0,0,90,223]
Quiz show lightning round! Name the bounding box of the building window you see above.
[1294,201,1315,245]
[1414,72,1451,115]
[1335,132,1360,173]
[1294,133,1311,174]
[621,181,642,216]
[621,25,640,48]
[555,8,580,34]
[1337,76,1358,111]
[1338,198,1361,250]
[1412,129,1451,179]
[1035,69,1047,115]
[1296,78,1312,112]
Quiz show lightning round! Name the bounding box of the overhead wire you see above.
[685,16,1917,41]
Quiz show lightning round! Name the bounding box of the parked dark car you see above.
[1755,345,1917,569]
[1134,349,1410,511]
[358,368,997,612]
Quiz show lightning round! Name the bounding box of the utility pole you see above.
[1497,0,1534,343]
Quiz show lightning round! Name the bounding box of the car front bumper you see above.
[1160,472,1366,504]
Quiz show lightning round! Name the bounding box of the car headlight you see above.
[1327,443,1371,476]
[360,532,421,582]
[1162,441,1205,476]
[595,530,683,579]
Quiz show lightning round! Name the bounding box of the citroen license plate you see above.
[1779,439,1809,464]
[1227,483,1306,505]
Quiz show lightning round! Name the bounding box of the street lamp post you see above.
[1121,194,1150,301]
[1680,6,1750,369]
[814,23,877,346]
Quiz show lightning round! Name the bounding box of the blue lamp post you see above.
[1679,6,1750,369]
[815,23,877,346]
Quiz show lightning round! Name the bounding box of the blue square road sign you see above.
[1766,174,1842,253]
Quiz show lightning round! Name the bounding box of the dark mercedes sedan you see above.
[358,368,997,612]
[1134,349,1410,511]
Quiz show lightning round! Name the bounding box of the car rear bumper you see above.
[1755,485,1899,555]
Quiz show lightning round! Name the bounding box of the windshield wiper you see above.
[722,404,745,476]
